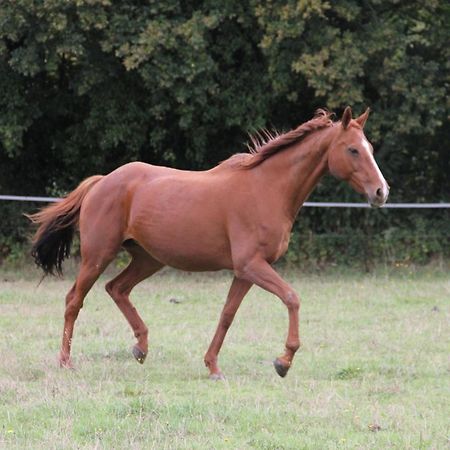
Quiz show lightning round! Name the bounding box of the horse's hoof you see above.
[132,345,147,364]
[209,372,225,381]
[59,359,75,370]
[273,358,290,378]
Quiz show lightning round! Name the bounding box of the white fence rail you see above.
[1,195,450,208]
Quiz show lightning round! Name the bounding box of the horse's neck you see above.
[256,128,332,221]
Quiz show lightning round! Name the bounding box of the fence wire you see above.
[1,195,450,208]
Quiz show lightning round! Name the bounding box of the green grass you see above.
[0,266,448,449]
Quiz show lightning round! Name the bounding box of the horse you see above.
[27,106,389,379]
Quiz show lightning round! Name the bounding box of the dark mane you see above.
[222,109,334,169]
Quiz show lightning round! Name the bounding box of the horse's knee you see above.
[285,291,300,311]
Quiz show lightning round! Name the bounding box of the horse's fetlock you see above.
[135,326,148,339]
[287,341,300,353]
[204,354,216,368]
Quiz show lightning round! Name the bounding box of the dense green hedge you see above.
[1,1,449,266]
[286,211,449,268]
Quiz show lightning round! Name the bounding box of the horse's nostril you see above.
[376,188,383,198]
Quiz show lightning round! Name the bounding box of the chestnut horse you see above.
[28,107,389,379]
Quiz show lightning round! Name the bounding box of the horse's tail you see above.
[26,175,104,276]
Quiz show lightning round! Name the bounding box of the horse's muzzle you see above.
[368,185,389,208]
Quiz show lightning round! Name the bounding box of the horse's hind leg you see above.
[60,248,118,368]
[204,277,253,379]
[105,243,164,364]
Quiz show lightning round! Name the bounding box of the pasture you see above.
[0,267,448,449]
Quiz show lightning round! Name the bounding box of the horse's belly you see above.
[129,205,232,271]
[140,231,232,271]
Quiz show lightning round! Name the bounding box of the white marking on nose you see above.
[360,135,389,200]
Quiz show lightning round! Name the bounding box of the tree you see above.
[1,0,449,264]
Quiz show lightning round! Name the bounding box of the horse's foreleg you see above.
[236,259,300,378]
[204,277,252,379]
[105,248,163,364]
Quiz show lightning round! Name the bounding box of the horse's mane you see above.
[221,109,334,169]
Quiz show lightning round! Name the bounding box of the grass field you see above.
[0,266,448,449]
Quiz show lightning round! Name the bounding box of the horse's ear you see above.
[341,106,352,129]
[355,107,370,128]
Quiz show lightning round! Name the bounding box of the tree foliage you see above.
[1,0,449,263]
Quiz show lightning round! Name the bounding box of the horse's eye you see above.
[348,147,359,156]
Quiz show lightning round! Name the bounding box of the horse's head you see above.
[327,106,389,207]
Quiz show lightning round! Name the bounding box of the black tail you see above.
[30,215,77,276]
[26,175,103,275]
